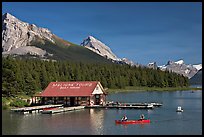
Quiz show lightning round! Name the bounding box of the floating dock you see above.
[10,104,63,114]
[85,105,154,109]
[41,106,85,114]
[10,102,162,114]
[86,102,162,109]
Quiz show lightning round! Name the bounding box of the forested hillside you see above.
[2,56,189,97]
[189,69,202,85]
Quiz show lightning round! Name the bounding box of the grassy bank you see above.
[106,86,202,94]
[2,95,31,110]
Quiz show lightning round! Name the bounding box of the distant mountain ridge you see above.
[156,59,202,79]
[2,12,201,75]
[1,13,137,65]
[2,13,113,63]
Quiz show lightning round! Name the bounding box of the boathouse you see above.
[33,81,107,106]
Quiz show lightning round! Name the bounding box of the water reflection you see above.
[2,90,202,135]
[89,109,104,135]
[2,111,22,135]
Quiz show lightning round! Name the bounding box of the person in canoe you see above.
[140,114,145,120]
[121,115,128,121]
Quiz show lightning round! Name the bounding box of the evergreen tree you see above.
[40,64,49,89]
[2,57,190,97]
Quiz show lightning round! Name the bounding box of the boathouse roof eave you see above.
[37,81,106,97]
[97,81,108,95]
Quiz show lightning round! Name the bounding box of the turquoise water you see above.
[2,90,202,135]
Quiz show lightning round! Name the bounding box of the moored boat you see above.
[115,119,150,124]
[176,106,183,112]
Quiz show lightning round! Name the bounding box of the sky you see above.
[2,2,202,66]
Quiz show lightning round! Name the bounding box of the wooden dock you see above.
[86,102,162,109]
[85,105,154,109]
[10,104,63,114]
[10,102,162,115]
[41,106,85,114]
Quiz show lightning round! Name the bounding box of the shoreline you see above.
[2,86,202,110]
[106,86,202,94]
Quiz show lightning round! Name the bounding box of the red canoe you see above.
[115,119,150,124]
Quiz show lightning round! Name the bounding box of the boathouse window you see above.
[47,97,52,100]
[80,97,87,106]
[57,97,64,104]
[81,97,86,101]
[96,95,100,98]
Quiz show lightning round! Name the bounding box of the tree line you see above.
[2,56,189,97]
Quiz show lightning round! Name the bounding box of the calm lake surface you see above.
[2,90,202,135]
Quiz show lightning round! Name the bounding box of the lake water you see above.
[2,90,202,135]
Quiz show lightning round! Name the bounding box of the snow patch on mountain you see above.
[193,64,202,71]
[158,59,202,79]
[147,62,158,69]
[175,59,184,65]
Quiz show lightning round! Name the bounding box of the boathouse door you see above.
[70,97,75,106]
[95,94,100,105]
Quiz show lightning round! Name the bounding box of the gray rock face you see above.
[2,13,55,56]
[158,59,202,79]
[80,35,139,66]
[2,46,47,56]
[147,62,158,69]
[80,36,120,61]
[121,58,137,66]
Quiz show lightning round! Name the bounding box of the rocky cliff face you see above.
[2,13,55,56]
[158,59,202,79]
[80,36,120,61]
[80,35,139,66]
[147,62,158,69]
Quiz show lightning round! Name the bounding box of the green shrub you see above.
[10,99,29,108]
[2,97,10,110]
[2,105,9,110]
[2,97,8,105]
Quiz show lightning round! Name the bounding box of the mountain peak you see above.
[80,36,139,66]
[193,64,202,71]
[175,59,184,65]
[2,12,26,25]
[2,12,55,54]
[1,13,118,63]
[3,12,14,19]
[88,35,95,39]
[86,35,101,43]
[158,59,202,79]
[147,62,158,69]
[81,35,120,61]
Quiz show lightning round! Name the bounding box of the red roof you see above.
[38,81,104,97]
